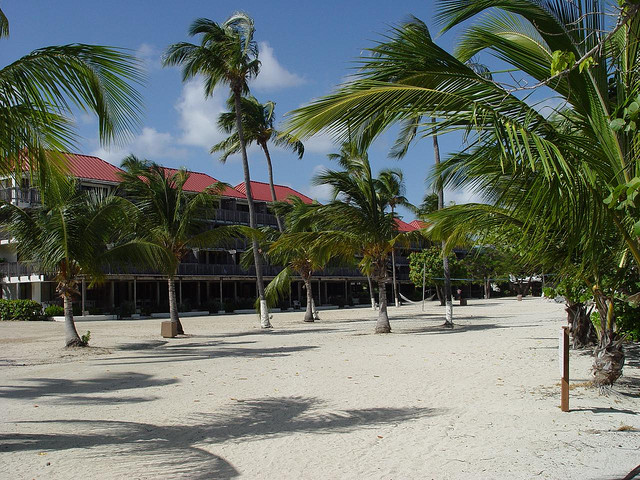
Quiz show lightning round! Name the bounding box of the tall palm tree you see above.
[0,177,163,347]
[377,168,411,307]
[117,156,235,335]
[0,7,143,176]
[211,95,304,232]
[304,151,420,333]
[164,12,272,328]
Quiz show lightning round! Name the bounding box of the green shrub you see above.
[330,296,346,308]
[44,305,64,317]
[0,299,43,321]
[118,301,135,318]
[81,330,91,345]
[223,300,235,312]
[178,301,192,312]
[88,306,103,315]
[542,287,557,298]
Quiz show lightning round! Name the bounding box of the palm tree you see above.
[0,177,162,347]
[211,95,304,232]
[260,198,339,322]
[117,156,236,335]
[164,12,272,328]
[377,169,410,308]
[0,7,143,176]
[304,150,420,333]
[283,4,640,384]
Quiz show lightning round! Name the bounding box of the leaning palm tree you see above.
[0,7,143,177]
[164,13,272,328]
[117,156,235,335]
[304,150,420,333]
[0,177,163,347]
[211,95,304,231]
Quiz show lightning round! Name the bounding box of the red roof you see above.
[234,180,313,204]
[395,218,415,232]
[409,220,429,230]
[64,153,124,183]
[161,167,245,198]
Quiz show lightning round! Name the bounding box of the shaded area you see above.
[0,372,177,404]
[102,344,319,366]
[1,396,437,479]
[570,406,638,415]
[208,327,340,339]
[400,323,513,335]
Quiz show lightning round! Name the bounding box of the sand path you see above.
[0,298,638,479]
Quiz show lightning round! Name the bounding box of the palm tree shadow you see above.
[399,323,510,335]
[2,396,439,479]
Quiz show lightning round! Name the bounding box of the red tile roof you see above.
[64,153,124,183]
[395,218,415,232]
[161,167,245,198]
[234,180,313,204]
[409,220,429,230]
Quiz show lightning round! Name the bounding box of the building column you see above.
[31,282,42,303]
[233,281,238,302]
[324,281,328,305]
[179,278,183,305]
[133,277,137,313]
[318,278,322,305]
[156,281,160,306]
[196,281,201,306]
[344,280,348,300]
[297,281,302,302]
[219,278,223,304]
[110,281,115,309]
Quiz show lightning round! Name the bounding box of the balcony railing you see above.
[0,262,42,277]
[0,188,41,206]
[212,208,278,227]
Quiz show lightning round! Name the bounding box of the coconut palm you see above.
[0,7,143,176]
[164,12,272,328]
[377,168,410,308]
[284,4,639,383]
[211,95,304,232]
[0,177,163,347]
[260,197,340,322]
[117,156,236,335]
[302,148,421,333]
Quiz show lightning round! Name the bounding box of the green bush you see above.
[118,301,135,318]
[44,305,64,317]
[542,287,557,298]
[0,299,43,321]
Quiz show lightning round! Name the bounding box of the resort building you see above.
[0,153,422,315]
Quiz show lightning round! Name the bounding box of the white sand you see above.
[0,298,638,480]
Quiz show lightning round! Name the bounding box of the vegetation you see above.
[212,95,304,231]
[164,12,272,328]
[408,247,465,305]
[0,299,43,321]
[117,156,236,334]
[0,7,143,177]
[0,176,163,346]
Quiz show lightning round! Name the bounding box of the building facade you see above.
[0,153,420,314]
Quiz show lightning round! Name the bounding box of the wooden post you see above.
[560,325,570,412]
[81,278,86,315]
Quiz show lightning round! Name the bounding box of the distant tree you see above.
[409,246,466,305]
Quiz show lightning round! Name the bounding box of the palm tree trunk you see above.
[168,276,184,334]
[592,291,625,388]
[375,279,391,333]
[391,247,399,307]
[433,117,453,327]
[63,292,83,347]
[367,274,376,309]
[234,90,271,328]
[261,143,284,232]
[303,277,314,322]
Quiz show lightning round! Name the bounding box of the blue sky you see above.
[0,1,552,219]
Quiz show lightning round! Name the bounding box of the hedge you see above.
[0,299,44,321]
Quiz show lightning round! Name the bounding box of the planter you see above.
[517,294,523,301]
[161,321,177,338]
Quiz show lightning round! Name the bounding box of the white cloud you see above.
[91,127,188,165]
[251,42,305,91]
[443,186,485,205]
[531,96,567,118]
[302,164,333,202]
[136,43,162,72]
[175,79,228,149]
[301,131,336,154]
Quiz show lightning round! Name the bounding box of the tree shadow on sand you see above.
[0,372,178,404]
[1,396,439,479]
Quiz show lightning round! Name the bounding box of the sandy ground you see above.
[0,297,638,480]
